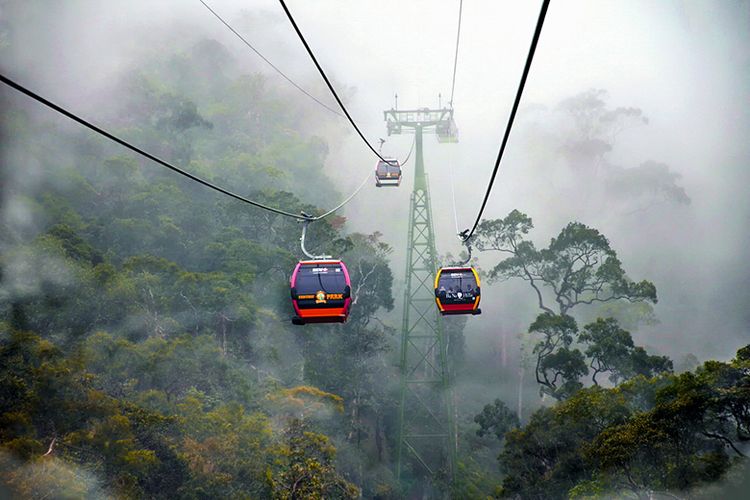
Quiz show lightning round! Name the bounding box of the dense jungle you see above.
[1,1,749,498]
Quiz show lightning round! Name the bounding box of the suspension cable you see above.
[276,0,396,165]
[462,0,550,241]
[449,0,463,108]
[0,73,365,222]
[448,0,464,241]
[314,169,371,220]
[401,136,416,166]
[447,145,461,235]
[198,0,343,118]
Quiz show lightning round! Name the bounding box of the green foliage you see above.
[269,418,359,499]
[579,317,672,385]
[176,397,274,498]
[475,210,662,401]
[0,328,178,496]
[288,231,397,492]
[449,455,504,499]
[540,347,589,400]
[525,313,670,401]
[0,325,367,498]
[0,451,107,499]
[493,345,750,498]
[0,30,397,497]
[475,399,519,441]
[0,18,719,499]
[475,210,657,315]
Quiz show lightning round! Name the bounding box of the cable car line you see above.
[313,169,372,220]
[276,0,397,166]
[461,0,550,242]
[4,1,549,326]
[0,73,366,223]
[448,0,463,108]
[448,146,461,235]
[435,0,549,318]
[383,136,415,165]
[380,136,414,165]
[445,0,462,238]
[401,137,416,165]
[198,0,344,118]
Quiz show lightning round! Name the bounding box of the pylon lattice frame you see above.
[387,107,458,483]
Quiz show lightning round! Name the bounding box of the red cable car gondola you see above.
[375,158,402,187]
[290,259,351,325]
[434,266,481,315]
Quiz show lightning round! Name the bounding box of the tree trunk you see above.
[517,364,524,421]
[501,330,508,368]
[375,413,384,462]
[220,314,227,357]
[10,301,28,330]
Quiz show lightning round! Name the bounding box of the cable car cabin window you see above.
[294,264,348,307]
[376,161,401,176]
[437,270,478,303]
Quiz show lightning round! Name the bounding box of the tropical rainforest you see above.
[1,1,749,499]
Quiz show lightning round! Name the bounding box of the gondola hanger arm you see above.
[299,213,331,260]
[455,230,473,267]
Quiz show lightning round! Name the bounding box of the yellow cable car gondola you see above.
[434,266,481,315]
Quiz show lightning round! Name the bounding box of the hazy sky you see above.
[2,0,749,360]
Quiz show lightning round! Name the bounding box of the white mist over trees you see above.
[1,0,749,498]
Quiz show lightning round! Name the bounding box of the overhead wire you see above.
[447,0,464,241]
[0,73,366,222]
[198,0,344,118]
[462,0,550,241]
[400,136,416,165]
[448,146,461,235]
[276,0,397,166]
[5,0,549,240]
[448,0,463,108]
[313,169,372,220]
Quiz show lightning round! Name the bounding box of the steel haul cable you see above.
[198,0,343,118]
[462,0,551,241]
[0,73,367,222]
[400,137,416,166]
[448,146,461,235]
[276,0,398,166]
[449,0,463,108]
[314,170,371,220]
[447,0,464,242]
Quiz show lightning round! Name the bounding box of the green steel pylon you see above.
[384,105,458,485]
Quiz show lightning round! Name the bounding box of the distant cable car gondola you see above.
[434,266,481,315]
[290,259,351,325]
[375,158,402,187]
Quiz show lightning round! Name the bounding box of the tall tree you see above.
[579,317,672,386]
[474,211,660,399]
[474,210,657,316]
[268,418,359,500]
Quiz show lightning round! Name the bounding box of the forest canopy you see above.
[1,3,748,499]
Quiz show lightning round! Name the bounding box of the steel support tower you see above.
[385,106,458,485]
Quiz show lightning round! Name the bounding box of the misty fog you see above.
[1,0,749,498]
